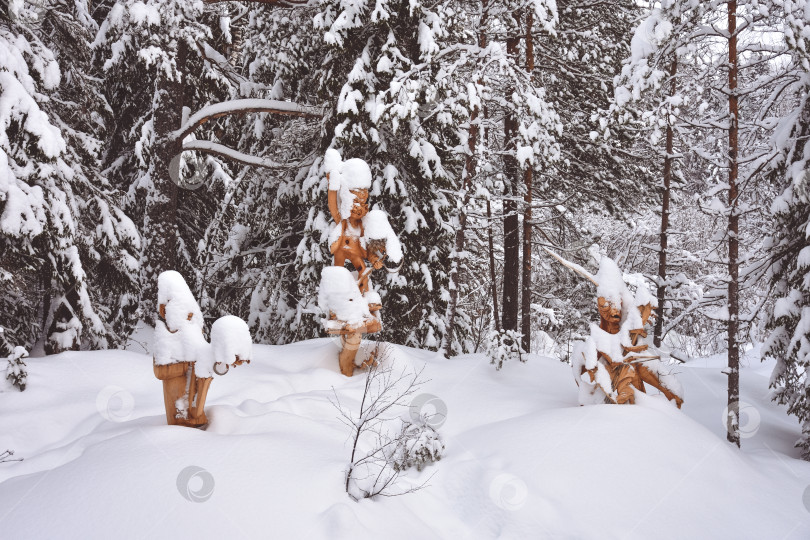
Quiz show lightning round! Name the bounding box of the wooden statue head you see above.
[349,189,369,221]
[597,296,622,335]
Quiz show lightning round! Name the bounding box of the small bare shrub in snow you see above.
[486,329,525,370]
[0,450,22,463]
[330,344,437,500]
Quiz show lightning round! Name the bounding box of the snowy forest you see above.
[2,0,810,537]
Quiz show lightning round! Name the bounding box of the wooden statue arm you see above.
[636,364,683,408]
[327,176,341,224]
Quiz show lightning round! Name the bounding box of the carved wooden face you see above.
[597,297,622,326]
[350,189,369,219]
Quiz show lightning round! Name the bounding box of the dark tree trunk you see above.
[141,40,186,323]
[726,1,741,448]
[520,10,534,352]
[501,12,521,333]
[654,56,677,348]
[488,199,500,332]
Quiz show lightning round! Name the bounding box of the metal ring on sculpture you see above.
[213,362,229,376]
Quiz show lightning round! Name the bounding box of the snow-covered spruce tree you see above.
[275,0,474,349]
[762,0,810,460]
[0,3,122,353]
[93,0,236,322]
[36,0,142,347]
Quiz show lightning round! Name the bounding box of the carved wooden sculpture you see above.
[319,150,402,376]
[544,249,684,408]
[153,271,252,426]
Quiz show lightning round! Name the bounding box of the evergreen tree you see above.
[763,0,810,460]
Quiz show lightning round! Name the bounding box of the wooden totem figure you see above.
[318,150,403,376]
[153,271,252,427]
[544,249,684,408]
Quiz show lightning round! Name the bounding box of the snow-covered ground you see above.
[1,332,809,539]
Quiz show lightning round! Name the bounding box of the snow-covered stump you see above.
[318,151,403,376]
[152,271,252,427]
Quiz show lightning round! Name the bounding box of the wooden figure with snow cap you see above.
[544,248,684,409]
[319,149,403,376]
[152,271,253,427]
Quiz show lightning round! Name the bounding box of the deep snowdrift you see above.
[1,336,809,539]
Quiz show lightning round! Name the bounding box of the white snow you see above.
[0,340,807,539]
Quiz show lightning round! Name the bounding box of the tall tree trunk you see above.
[141,40,186,323]
[520,11,534,352]
[501,11,521,333]
[443,0,489,357]
[488,199,501,332]
[726,0,741,448]
[654,56,677,348]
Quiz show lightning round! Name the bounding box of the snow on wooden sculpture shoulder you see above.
[543,248,684,409]
[152,271,252,427]
[319,150,402,376]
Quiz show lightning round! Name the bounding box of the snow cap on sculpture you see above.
[319,266,372,325]
[324,149,373,218]
[210,315,253,366]
[363,209,403,263]
[158,270,203,330]
[594,257,626,306]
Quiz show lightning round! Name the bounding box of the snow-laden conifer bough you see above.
[543,247,684,408]
[318,150,403,376]
[152,271,252,427]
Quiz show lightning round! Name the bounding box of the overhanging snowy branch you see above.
[181,140,308,169]
[203,0,312,5]
[171,99,323,143]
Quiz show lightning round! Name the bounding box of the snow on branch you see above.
[171,99,323,143]
[204,0,311,4]
[181,140,302,169]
